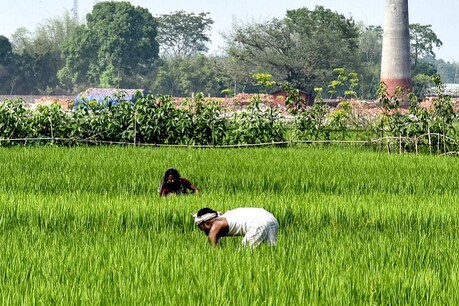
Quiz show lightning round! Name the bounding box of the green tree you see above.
[0,36,15,94]
[7,13,79,94]
[156,11,214,58]
[33,12,79,57]
[7,28,37,94]
[216,48,260,94]
[226,6,360,93]
[409,23,443,70]
[9,27,33,55]
[411,58,437,80]
[152,55,226,97]
[406,24,442,96]
[59,1,159,91]
[34,12,79,93]
[435,59,458,84]
[357,25,383,99]
[3,30,36,94]
[0,36,13,65]
[412,73,433,98]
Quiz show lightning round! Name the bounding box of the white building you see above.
[427,83,459,97]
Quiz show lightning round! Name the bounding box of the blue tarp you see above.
[74,88,148,108]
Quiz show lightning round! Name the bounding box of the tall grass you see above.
[0,146,458,304]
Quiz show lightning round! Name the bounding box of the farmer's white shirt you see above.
[222,208,279,247]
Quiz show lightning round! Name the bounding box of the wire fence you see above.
[1,133,458,155]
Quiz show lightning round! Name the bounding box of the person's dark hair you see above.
[164,168,180,180]
[197,208,217,217]
[158,167,181,196]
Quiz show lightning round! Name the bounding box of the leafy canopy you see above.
[227,6,360,92]
[59,1,159,90]
[156,10,214,58]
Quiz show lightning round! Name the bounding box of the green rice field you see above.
[0,145,459,304]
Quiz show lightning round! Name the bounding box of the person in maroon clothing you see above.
[159,168,200,197]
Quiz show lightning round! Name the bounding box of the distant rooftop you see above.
[427,83,459,97]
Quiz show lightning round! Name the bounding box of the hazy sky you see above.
[2,0,458,62]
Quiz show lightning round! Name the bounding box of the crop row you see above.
[1,83,458,154]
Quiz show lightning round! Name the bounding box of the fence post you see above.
[437,134,440,153]
[49,116,54,144]
[443,129,446,154]
[399,134,402,154]
[427,128,432,154]
[134,110,137,147]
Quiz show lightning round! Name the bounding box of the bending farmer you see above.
[193,207,279,248]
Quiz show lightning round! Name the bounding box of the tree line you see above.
[0,1,457,99]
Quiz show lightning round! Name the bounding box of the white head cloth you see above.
[192,211,221,225]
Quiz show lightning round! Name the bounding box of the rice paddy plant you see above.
[0,146,458,304]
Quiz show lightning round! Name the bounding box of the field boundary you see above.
[1,133,457,154]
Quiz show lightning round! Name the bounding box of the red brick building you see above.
[270,89,313,107]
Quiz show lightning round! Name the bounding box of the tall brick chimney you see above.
[380,0,412,96]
